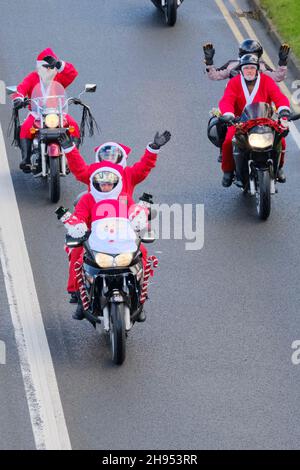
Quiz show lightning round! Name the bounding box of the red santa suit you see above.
[63,141,160,197]
[12,48,80,139]
[219,72,290,172]
[66,163,149,293]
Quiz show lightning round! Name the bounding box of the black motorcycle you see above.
[151,0,184,26]
[208,102,300,220]
[56,206,155,366]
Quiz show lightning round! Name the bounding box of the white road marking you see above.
[0,124,71,450]
[0,340,6,364]
[215,0,300,148]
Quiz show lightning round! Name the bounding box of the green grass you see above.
[260,0,300,59]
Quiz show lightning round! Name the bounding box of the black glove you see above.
[58,131,74,150]
[278,108,291,120]
[13,98,24,110]
[278,43,290,66]
[203,43,215,66]
[149,130,171,150]
[43,55,62,70]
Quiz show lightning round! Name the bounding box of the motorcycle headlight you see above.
[95,253,114,268]
[45,113,59,129]
[248,132,274,149]
[115,253,133,267]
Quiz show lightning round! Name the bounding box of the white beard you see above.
[37,66,57,84]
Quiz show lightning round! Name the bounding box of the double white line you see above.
[0,125,71,450]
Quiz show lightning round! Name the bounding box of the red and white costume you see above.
[12,48,80,139]
[66,163,149,293]
[219,72,290,172]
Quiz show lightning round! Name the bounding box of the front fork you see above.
[248,158,276,196]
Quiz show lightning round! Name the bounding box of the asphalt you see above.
[0,0,300,450]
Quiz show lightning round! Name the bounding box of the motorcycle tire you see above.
[256,170,271,220]
[49,157,60,204]
[110,302,126,365]
[165,0,177,26]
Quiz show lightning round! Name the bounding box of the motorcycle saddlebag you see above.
[207,116,227,148]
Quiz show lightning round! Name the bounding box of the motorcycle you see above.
[56,204,157,366]
[7,82,98,203]
[151,0,184,27]
[208,102,300,220]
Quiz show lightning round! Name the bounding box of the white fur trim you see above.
[36,60,48,67]
[13,95,24,101]
[63,144,75,154]
[147,143,160,154]
[240,73,261,106]
[57,61,65,72]
[278,106,290,114]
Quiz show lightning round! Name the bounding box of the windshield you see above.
[89,217,139,255]
[240,102,272,122]
[31,81,68,116]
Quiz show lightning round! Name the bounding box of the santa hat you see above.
[36,48,58,68]
[94,142,132,168]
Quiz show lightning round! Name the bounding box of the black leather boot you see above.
[72,293,85,320]
[277,167,286,183]
[135,307,146,323]
[222,171,234,187]
[19,139,32,173]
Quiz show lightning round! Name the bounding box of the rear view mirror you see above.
[6,85,17,95]
[85,84,97,93]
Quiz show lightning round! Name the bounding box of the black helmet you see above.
[207,116,227,148]
[239,39,263,58]
[239,54,259,69]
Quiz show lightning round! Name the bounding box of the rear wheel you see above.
[165,0,177,26]
[110,302,126,365]
[256,170,271,220]
[48,157,60,203]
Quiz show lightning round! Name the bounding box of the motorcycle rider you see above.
[64,165,151,321]
[58,130,171,306]
[203,39,290,82]
[218,54,290,187]
[58,131,171,197]
[11,48,80,173]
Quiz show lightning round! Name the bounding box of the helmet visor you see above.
[98,145,124,164]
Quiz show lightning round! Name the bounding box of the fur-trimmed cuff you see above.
[147,143,160,154]
[278,106,290,114]
[57,61,65,72]
[63,144,76,154]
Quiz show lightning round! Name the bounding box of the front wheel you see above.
[110,302,126,365]
[165,0,177,26]
[48,157,60,203]
[256,170,271,220]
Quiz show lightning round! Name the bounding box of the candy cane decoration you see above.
[74,260,90,311]
[140,255,159,304]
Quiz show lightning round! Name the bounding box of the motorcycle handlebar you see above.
[288,113,300,122]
